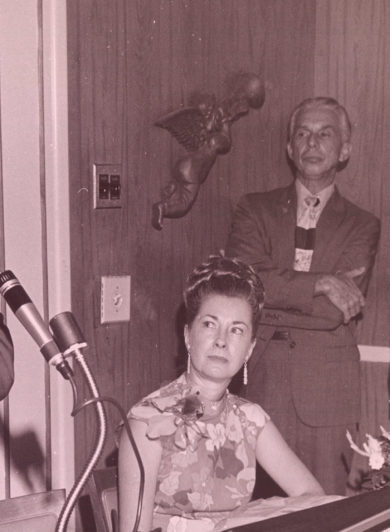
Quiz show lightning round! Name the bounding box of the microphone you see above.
[0,270,73,380]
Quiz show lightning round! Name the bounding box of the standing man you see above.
[225,97,380,495]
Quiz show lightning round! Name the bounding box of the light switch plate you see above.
[101,275,131,324]
[93,163,122,209]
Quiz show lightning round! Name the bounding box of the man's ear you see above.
[339,142,352,162]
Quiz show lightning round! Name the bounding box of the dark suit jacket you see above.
[226,183,380,427]
[0,313,14,400]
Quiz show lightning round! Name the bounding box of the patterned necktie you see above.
[294,196,320,271]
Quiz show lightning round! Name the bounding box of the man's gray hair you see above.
[287,97,352,143]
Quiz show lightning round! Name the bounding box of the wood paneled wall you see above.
[68,2,390,529]
[67,0,316,485]
[314,0,390,346]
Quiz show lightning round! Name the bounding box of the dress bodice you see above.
[129,374,270,519]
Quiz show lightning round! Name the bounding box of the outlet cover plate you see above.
[101,275,131,324]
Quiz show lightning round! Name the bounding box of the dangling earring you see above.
[187,349,191,374]
[243,360,248,386]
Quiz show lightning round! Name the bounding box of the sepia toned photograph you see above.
[0,1,389,531]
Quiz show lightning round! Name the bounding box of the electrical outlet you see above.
[101,275,131,324]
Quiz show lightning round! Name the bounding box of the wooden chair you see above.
[0,489,65,532]
[89,467,118,532]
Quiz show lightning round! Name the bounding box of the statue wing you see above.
[155,107,208,152]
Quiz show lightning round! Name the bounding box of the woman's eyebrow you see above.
[232,320,249,327]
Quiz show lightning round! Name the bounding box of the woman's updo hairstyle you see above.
[183,253,264,340]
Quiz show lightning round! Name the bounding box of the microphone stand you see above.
[50,312,145,532]
[50,313,107,532]
[57,359,106,532]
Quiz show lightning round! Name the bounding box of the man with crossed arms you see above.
[226,97,380,495]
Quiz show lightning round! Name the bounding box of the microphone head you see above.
[0,271,32,313]
[0,270,17,287]
[0,271,18,295]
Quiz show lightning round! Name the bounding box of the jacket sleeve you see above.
[226,194,381,331]
[0,314,14,400]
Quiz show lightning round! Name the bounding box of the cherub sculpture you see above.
[152,72,265,230]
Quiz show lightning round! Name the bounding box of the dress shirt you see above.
[294,180,334,271]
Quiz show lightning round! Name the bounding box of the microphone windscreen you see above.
[50,311,86,352]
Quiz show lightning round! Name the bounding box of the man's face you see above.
[287,106,351,188]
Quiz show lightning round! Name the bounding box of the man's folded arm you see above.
[226,196,381,331]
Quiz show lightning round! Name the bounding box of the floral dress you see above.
[129,373,270,530]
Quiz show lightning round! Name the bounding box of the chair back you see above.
[0,489,65,532]
[89,467,118,532]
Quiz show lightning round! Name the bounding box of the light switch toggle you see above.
[109,175,121,200]
[98,174,110,200]
[101,275,131,324]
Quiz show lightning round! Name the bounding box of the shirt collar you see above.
[295,179,335,215]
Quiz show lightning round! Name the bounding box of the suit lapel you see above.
[310,188,346,271]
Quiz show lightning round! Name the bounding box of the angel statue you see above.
[152,72,265,230]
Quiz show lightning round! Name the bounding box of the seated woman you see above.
[118,254,324,532]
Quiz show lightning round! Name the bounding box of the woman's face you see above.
[184,293,256,384]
